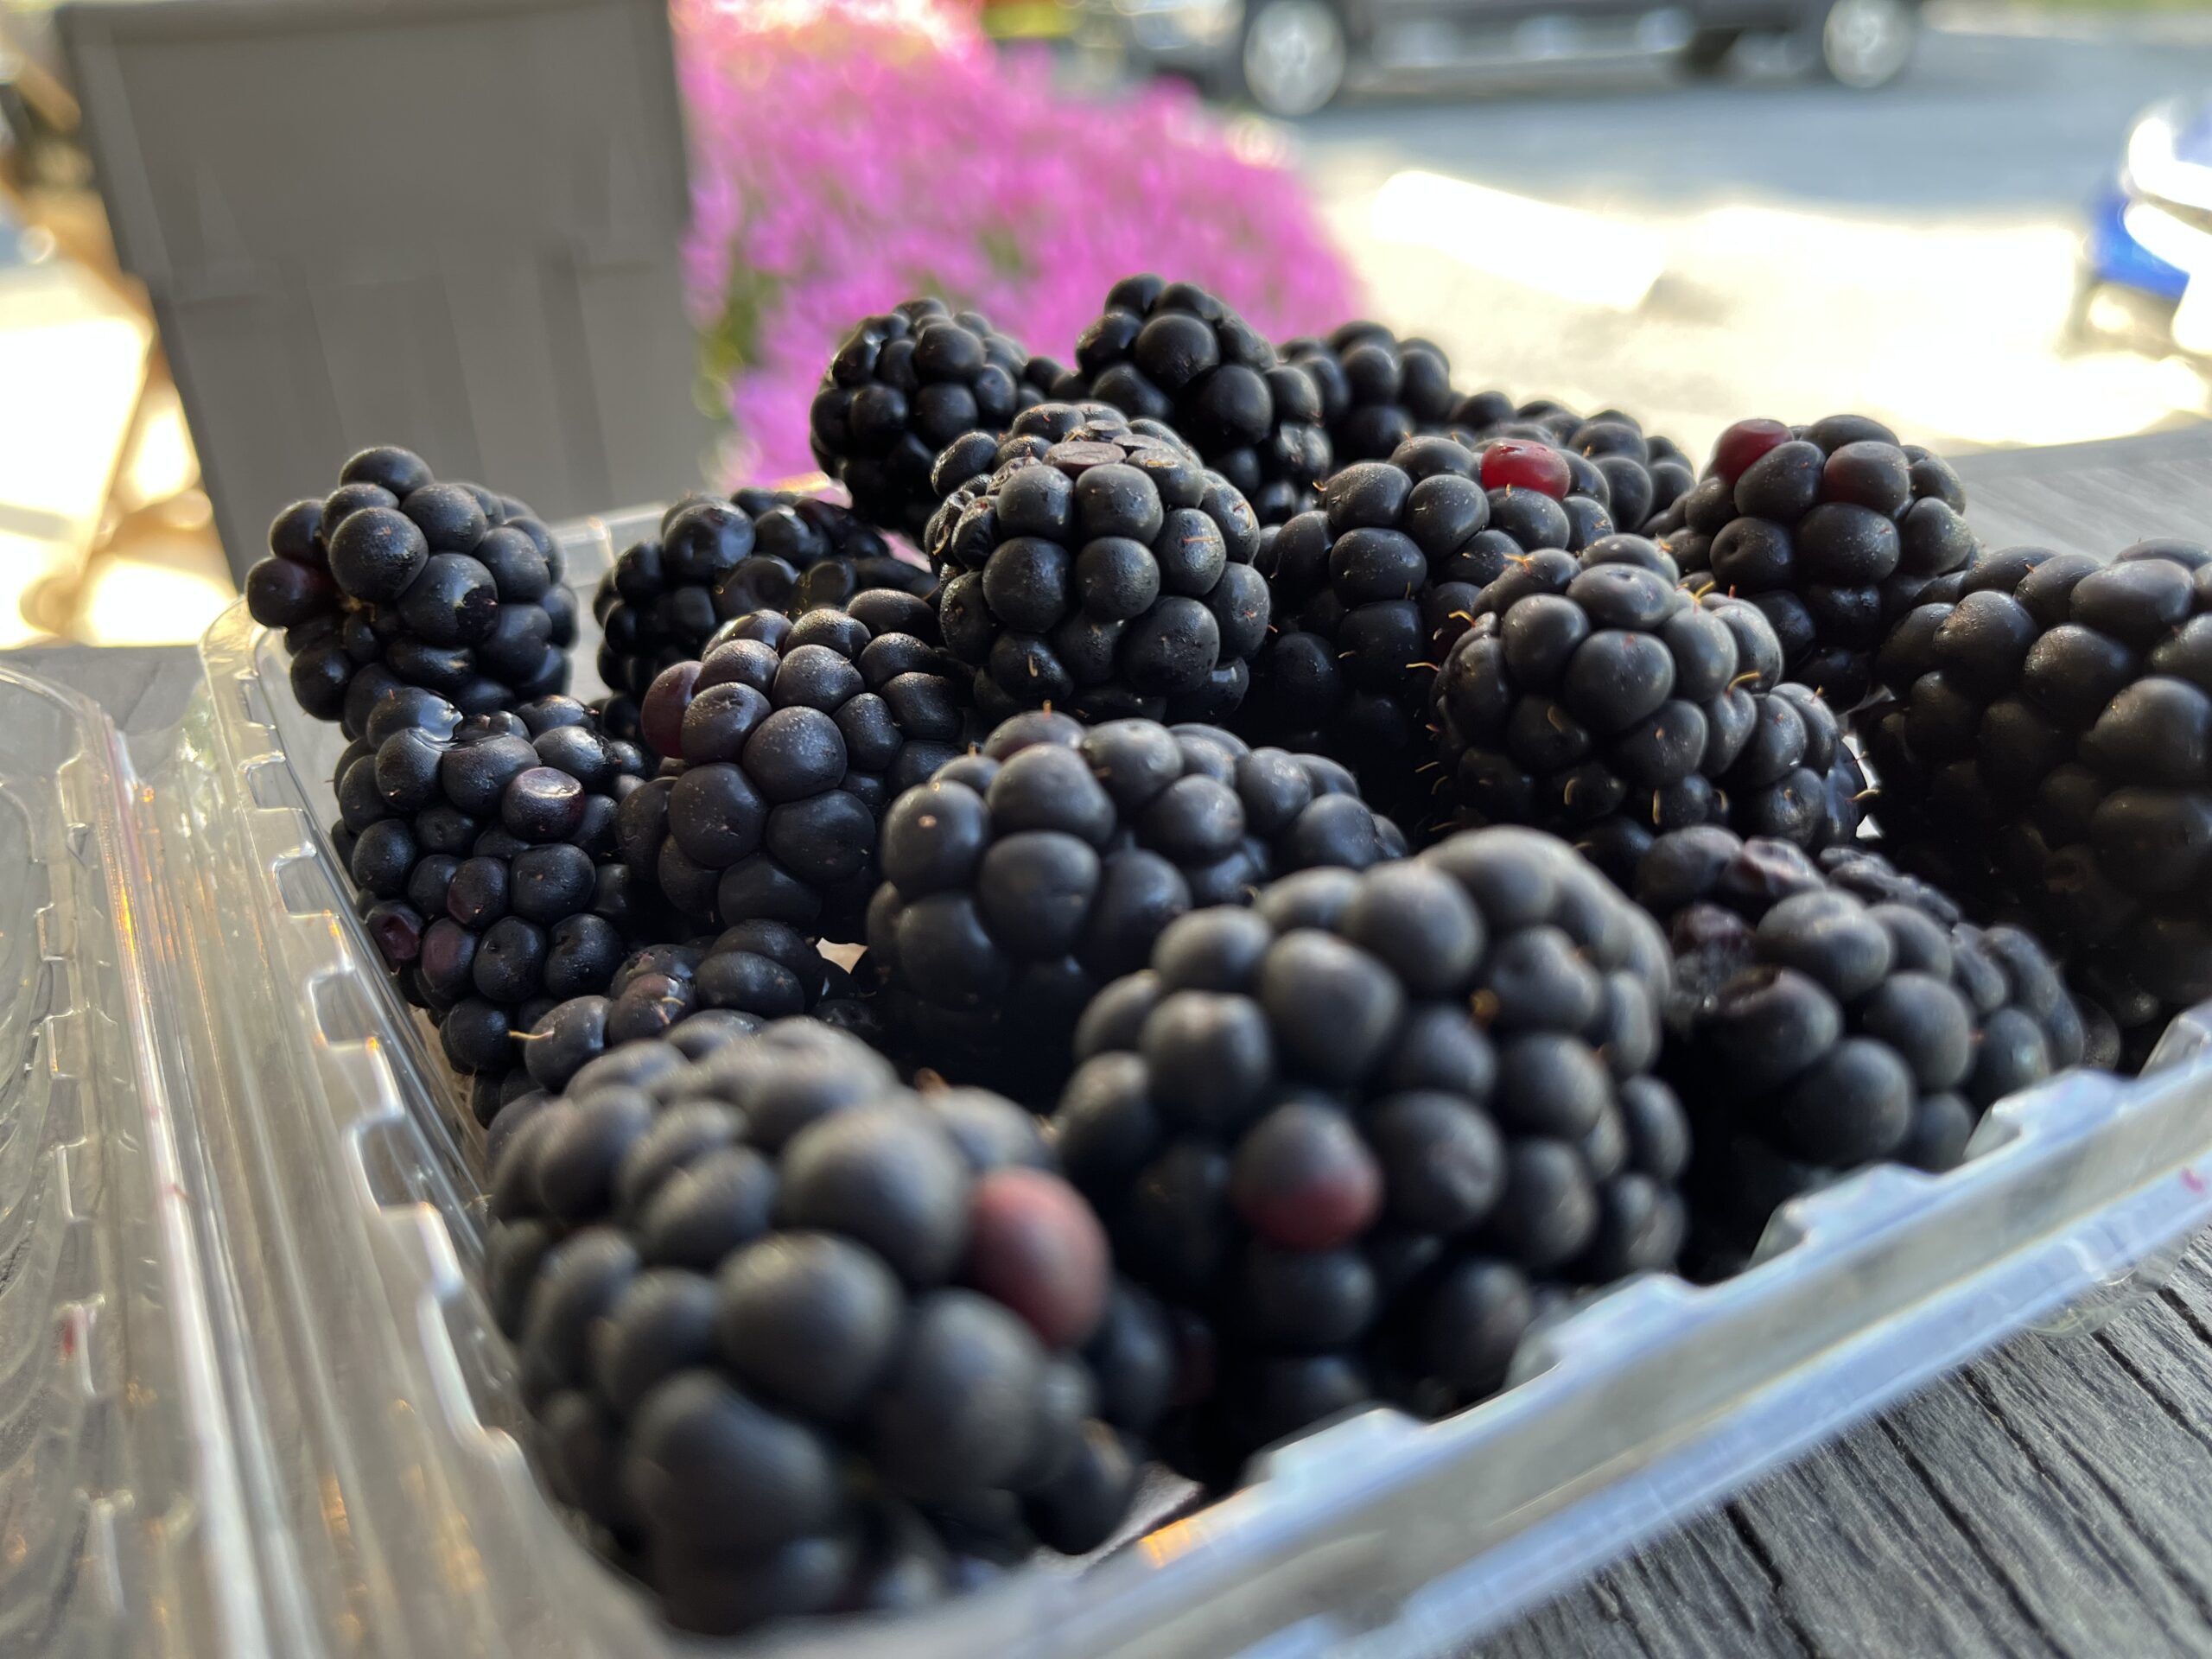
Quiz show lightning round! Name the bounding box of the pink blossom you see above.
[674,0,1360,483]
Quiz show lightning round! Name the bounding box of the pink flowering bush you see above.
[675,0,1360,485]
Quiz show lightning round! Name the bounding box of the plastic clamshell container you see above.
[17,505,2212,1658]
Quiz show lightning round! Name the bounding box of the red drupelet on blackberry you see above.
[1443,391,1696,539]
[1631,827,2089,1274]
[485,1017,1152,1634]
[809,297,1062,539]
[1053,275,1332,524]
[867,711,1406,1099]
[1049,828,1688,1477]
[1240,434,1644,831]
[1653,412,1981,713]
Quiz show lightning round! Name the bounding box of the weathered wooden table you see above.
[12,427,2212,1658]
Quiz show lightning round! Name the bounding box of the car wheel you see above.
[1815,0,1916,87]
[1679,28,1741,75]
[1241,0,1347,118]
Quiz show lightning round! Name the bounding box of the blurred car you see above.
[1079,0,1919,117]
[2078,97,2212,359]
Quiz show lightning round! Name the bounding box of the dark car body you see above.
[1082,0,1921,115]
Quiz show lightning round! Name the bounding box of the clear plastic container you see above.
[18,507,2212,1658]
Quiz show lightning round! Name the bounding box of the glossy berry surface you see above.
[244,444,570,737]
[1632,827,2088,1270]
[1281,323,1456,466]
[621,601,969,944]
[1242,433,1657,831]
[486,1018,1145,1634]
[1052,828,1686,1471]
[327,679,645,1079]
[1053,276,1330,524]
[1430,537,1866,879]
[1651,411,1979,713]
[1478,439,1573,499]
[923,402,1268,725]
[1861,538,2212,1061]
[868,712,1406,1095]
[518,922,876,1096]
[1446,394,1695,537]
[594,491,931,706]
[809,296,1059,538]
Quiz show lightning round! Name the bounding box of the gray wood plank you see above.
[1476,1240,2212,1659]
[1955,428,2212,558]
[1725,1424,2057,1659]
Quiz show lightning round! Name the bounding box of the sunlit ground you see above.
[1322,161,2210,462]
[0,232,231,649]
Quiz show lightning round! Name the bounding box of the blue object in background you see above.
[2082,95,2212,340]
[2087,183,2189,303]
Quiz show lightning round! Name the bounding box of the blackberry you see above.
[809,297,1062,539]
[1051,828,1687,1473]
[1652,413,1981,713]
[621,602,969,944]
[1281,323,1456,465]
[1053,276,1331,524]
[243,445,573,734]
[1444,392,1695,538]
[594,491,931,705]
[486,1018,1146,1633]
[868,711,1407,1099]
[517,925,880,1100]
[921,403,1269,724]
[1861,538,2212,1063]
[333,687,648,1080]
[1429,536,1867,880]
[1633,827,2087,1271]
[1239,434,1622,828]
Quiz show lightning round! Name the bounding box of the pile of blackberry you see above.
[486,1017,1157,1633]
[868,711,1407,1096]
[1429,535,1866,880]
[809,297,1062,539]
[1051,828,1688,1474]
[1861,539,2212,1062]
[594,491,930,710]
[327,687,647,1083]
[1053,276,1331,524]
[1653,414,1980,712]
[1241,435,1634,827]
[518,923,880,1096]
[243,445,575,732]
[1280,323,1456,465]
[922,403,1270,724]
[1445,392,1696,540]
[1632,827,2087,1270]
[618,599,969,944]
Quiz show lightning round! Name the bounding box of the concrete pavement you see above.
[1283,22,2212,464]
